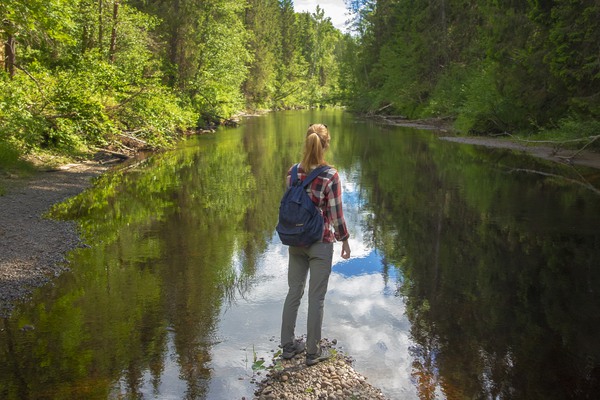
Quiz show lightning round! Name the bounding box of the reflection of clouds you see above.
[206,238,418,399]
[333,169,372,265]
[325,273,417,397]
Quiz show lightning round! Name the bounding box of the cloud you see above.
[294,0,350,31]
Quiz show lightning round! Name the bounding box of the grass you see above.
[0,142,35,194]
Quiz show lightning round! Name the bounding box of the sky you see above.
[293,0,350,32]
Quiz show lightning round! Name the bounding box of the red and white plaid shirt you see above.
[285,164,350,243]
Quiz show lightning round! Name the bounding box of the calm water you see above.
[1,110,600,399]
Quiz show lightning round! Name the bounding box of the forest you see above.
[1,0,599,167]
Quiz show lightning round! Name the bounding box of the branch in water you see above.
[508,168,600,196]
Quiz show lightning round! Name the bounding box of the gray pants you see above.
[281,241,334,355]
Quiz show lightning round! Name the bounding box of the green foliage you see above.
[0,142,24,170]
[113,86,196,148]
[0,53,195,155]
[545,0,600,116]
[251,345,266,372]
[454,61,506,134]
[243,3,345,110]
[0,141,35,195]
[344,0,600,135]
[422,63,469,118]
[244,0,281,107]
[532,119,600,150]
[0,72,48,152]
[0,1,190,159]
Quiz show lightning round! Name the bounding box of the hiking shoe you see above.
[305,347,331,366]
[282,339,305,359]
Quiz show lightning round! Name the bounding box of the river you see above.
[1,109,599,399]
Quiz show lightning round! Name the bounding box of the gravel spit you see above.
[253,339,389,400]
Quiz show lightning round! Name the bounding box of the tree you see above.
[128,0,250,118]
[0,0,77,76]
[243,0,282,107]
[545,0,600,116]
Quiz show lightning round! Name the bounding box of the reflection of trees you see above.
[0,127,279,398]
[346,126,600,398]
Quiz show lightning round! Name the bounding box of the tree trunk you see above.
[98,0,103,52]
[167,0,181,86]
[109,0,119,63]
[5,34,15,78]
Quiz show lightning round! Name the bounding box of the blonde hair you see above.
[301,123,330,172]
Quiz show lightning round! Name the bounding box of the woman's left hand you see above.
[341,240,351,259]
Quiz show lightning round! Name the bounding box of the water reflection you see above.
[202,166,416,399]
[1,110,599,400]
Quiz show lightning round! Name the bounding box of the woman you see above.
[280,123,351,366]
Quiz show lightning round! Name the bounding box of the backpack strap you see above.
[301,165,329,188]
[290,164,329,187]
[290,163,301,186]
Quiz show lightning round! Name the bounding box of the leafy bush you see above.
[454,62,507,134]
[0,48,198,158]
[0,71,49,152]
[423,64,470,119]
[0,140,34,173]
[0,140,35,195]
[113,86,196,148]
[0,61,113,154]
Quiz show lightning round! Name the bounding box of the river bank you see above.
[440,136,600,170]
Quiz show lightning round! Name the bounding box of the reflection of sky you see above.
[334,248,396,277]
[204,242,418,400]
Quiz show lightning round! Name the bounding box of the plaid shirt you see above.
[286,164,350,243]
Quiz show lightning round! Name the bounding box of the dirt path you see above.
[0,161,113,317]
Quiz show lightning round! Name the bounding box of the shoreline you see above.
[0,160,116,317]
[439,136,600,170]
[253,340,389,400]
[371,116,600,170]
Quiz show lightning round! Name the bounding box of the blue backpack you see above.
[276,164,329,247]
